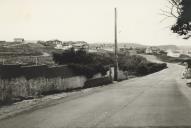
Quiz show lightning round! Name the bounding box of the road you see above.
[1,55,191,128]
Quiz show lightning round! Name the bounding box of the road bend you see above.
[1,55,191,128]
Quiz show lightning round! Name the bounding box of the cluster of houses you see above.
[145,47,191,58]
[0,38,89,52]
[118,46,191,58]
[38,40,89,52]
[145,47,161,55]
[55,41,89,52]
[2,39,191,58]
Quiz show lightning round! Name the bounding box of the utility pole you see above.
[35,57,38,66]
[2,59,4,65]
[114,8,118,81]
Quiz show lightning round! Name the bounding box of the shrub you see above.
[155,55,184,63]
[84,77,112,88]
[118,54,147,72]
[136,65,148,75]
[53,49,113,78]
[118,54,167,76]
[146,63,167,74]
[53,50,167,78]
[53,49,95,65]
[68,64,109,78]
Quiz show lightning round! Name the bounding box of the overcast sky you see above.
[0,0,190,45]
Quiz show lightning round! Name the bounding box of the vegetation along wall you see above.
[0,64,90,103]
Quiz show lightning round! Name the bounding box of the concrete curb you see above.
[0,83,117,121]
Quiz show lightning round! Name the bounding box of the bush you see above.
[136,65,148,75]
[118,54,167,76]
[84,77,112,88]
[118,54,147,72]
[156,55,185,63]
[53,49,94,65]
[68,64,109,78]
[53,49,113,78]
[146,63,167,74]
[53,50,167,78]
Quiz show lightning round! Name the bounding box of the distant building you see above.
[72,42,89,52]
[52,40,62,45]
[43,39,63,47]
[145,47,153,54]
[167,49,181,57]
[0,41,6,46]
[0,41,5,43]
[24,40,38,44]
[46,39,62,45]
[158,50,167,55]
[54,41,89,51]
[55,44,72,50]
[135,48,146,54]
[120,48,137,55]
[14,38,24,43]
[183,50,191,57]
[145,47,160,54]
[128,49,137,55]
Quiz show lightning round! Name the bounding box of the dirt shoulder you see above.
[0,86,113,120]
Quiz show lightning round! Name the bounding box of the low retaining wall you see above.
[0,64,112,103]
[84,77,112,88]
[0,76,87,103]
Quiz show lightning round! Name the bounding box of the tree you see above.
[161,0,181,19]
[172,0,191,39]
[161,0,191,39]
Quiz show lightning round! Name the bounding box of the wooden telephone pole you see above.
[114,8,118,81]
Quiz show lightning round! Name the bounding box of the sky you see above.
[0,0,190,46]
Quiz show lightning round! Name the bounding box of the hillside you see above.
[178,45,191,51]
[89,42,147,49]
[118,43,147,48]
[0,43,45,56]
[154,45,179,51]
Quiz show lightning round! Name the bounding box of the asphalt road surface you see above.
[1,55,191,128]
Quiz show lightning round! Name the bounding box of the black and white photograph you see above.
[0,0,191,127]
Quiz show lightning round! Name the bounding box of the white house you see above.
[184,50,191,57]
[167,49,181,57]
[50,40,62,45]
[145,47,160,54]
[14,38,24,43]
[72,42,89,52]
[145,47,153,54]
[55,44,72,50]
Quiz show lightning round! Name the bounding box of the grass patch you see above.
[118,54,167,76]
[53,49,113,78]
[155,54,191,63]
